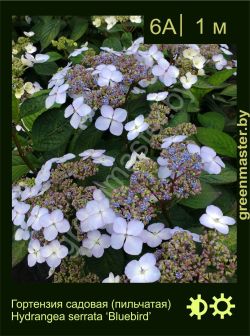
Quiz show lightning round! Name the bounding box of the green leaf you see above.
[196,127,237,158]
[20,90,48,118]
[86,248,125,279]
[102,37,122,51]
[32,109,73,151]
[105,24,124,33]
[70,17,88,41]
[31,20,46,43]
[200,164,237,185]
[12,151,41,182]
[15,134,29,146]
[34,62,58,76]
[220,226,237,253]
[41,16,53,23]
[190,69,235,101]
[12,93,20,122]
[190,86,207,103]
[220,84,237,97]
[180,183,221,209]
[99,176,129,198]
[176,92,200,112]
[68,125,102,154]
[193,78,216,89]
[213,187,236,214]
[69,54,84,64]
[21,91,54,130]
[208,68,236,86]
[33,89,50,98]
[186,97,200,112]
[99,136,126,154]
[22,111,43,131]
[146,80,165,93]
[188,226,204,235]
[12,239,28,267]
[12,152,29,182]
[41,145,68,162]
[39,18,61,49]
[169,204,197,228]
[45,51,63,62]
[197,112,225,130]
[126,95,149,119]
[121,32,132,48]
[168,110,189,127]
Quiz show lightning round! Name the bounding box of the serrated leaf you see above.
[200,164,237,185]
[146,80,165,93]
[86,248,125,279]
[12,239,28,267]
[121,32,132,48]
[213,187,236,214]
[190,69,235,101]
[45,51,63,62]
[41,16,53,23]
[31,20,46,43]
[20,91,48,118]
[21,93,60,131]
[34,62,58,76]
[193,78,216,89]
[196,127,237,158]
[105,24,125,33]
[169,204,196,228]
[68,125,102,155]
[208,68,236,86]
[220,84,237,97]
[168,110,189,127]
[69,54,84,64]
[102,37,122,51]
[179,183,221,209]
[32,109,73,151]
[12,151,41,182]
[220,226,237,253]
[177,94,200,112]
[22,111,44,131]
[99,177,129,198]
[188,226,204,235]
[40,18,61,49]
[198,112,225,130]
[12,152,30,182]
[126,95,149,119]
[41,145,68,162]
[186,98,200,112]
[70,17,88,41]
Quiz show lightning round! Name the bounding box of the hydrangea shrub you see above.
[12,16,237,283]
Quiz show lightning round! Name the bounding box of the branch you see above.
[12,125,36,173]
